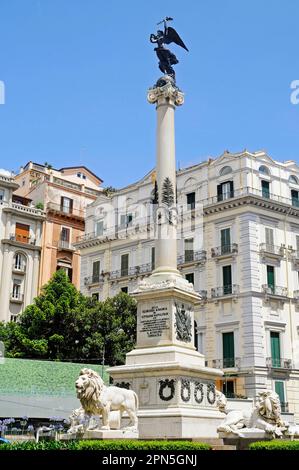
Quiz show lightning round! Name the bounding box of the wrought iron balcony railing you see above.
[84,275,104,286]
[212,358,241,369]
[10,293,24,303]
[211,244,238,258]
[211,284,240,298]
[177,250,207,265]
[198,290,208,300]
[57,240,74,251]
[260,243,284,257]
[110,263,153,280]
[47,202,85,218]
[262,285,288,297]
[9,234,36,245]
[266,357,292,370]
[293,290,299,300]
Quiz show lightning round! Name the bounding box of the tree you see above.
[0,271,137,365]
[162,177,175,207]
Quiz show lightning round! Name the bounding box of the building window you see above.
[186,192,195,210]
[222,332,235,368]
[151,246,155,270]
[261,180,270,198]
[219,166,232,177]
[296,235,299,256]
[185,273,194,285]
[0,189,4,200]
[220,228,231,255]
[291,189,299,207]
[265,227,274,252]
[289,175,298,185]
[217,181,234,202]
[275,381,286,410]
[61,227,70,242]
[92,293,99,301]
[95,220,104,237]
[267,265,275,293]
[222,380,235,398]
[57,266,73,282]
[223,265,232,295]
[15,223,30,243]
[270,331,281,368]
[92,260,101,283]
[197,331,204,354]
[194,320,198,351]
[121,254,129,277]
[121,286,128,293]
[184,238,194,262]
[12,280,21,300]
[259,165,270,175]
[120,213,133,229]
[60,196,73,214]
[14,253,25,271]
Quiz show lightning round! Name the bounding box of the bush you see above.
[249,440,299,451]
[0,440,211,451]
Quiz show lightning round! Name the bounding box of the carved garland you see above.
[180,379,191,402]
[194,382,204,404]
[159,379,176,401]
[207,383,216,405]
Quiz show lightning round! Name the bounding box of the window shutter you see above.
[271,332,281,367]
[221,228,231,252]
[223,332,235,367]
[267,265,275,289]
[223,265,232,288]
[92,261,100,279]
[229,181,234,197]
[217,184,222,202]
[265,228,274,247]
[275,381,285,404]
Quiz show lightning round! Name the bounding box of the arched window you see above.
[289,175,298,185]
[259,165,270,175]
[14,252,26,272]
[219,166,232,177]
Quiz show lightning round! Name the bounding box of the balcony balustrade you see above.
[211,244,238,258]
[262,285,288,297]
[211,284,239,298]
[260,243,284,259]
[266,357,292,370]
[177,250,207,265]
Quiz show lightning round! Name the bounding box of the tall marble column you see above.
[109,76,223,439]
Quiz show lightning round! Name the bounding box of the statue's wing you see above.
[164,27,189,51]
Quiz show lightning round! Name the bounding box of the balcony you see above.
[260,243,284,260]
[211,284,240,301]
[291,250,299,268]
[293,290,299,302]
[12,263,26,274]
[262,285,288,302]
[177,250,207,266]
[9,234,36,245]
[57,240,75,251]
[212,358,241,369]
[281,402,289,413]
[211,244,238,260]
[10,293,24,303]
[266,357,292,370]
[110,263,153,281]
[47,202,85,219]
[198,290,208,301]
[84,275,104,286]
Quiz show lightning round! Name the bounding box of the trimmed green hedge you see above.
[0,440,211,451]
[249,440,299,451]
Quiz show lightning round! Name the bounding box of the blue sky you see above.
[0,0,299,187]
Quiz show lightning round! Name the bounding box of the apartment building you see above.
[0,171,45,322]
[14,162,103,290]
[75,149,299,419]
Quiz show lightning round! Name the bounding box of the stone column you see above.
[147,78,184,279]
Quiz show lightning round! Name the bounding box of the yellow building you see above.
[15,162,103,291]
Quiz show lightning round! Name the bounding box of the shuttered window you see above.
[92,261,100,283]
[223,265,232,294]
[275,381,285,405]
[151,247,155,270]
[121,254,129,277]
[261,180,270,198]
[217,181,234,202]
[185,238,194,262]
[186,192,195,210]
[267,265,275,293]
[223,332,235,368]
[265,228,274,252]
[291,190,299,207]
[271,331,281,368]
[221,228,231,254]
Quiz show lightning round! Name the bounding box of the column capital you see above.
[147,76,184,107]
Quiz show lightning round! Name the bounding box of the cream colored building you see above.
[0,171,45,322]
[14,162,103,291]
[76,150,299,420]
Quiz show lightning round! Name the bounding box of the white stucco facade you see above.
[76,150,299,420]
[0,173,45,322]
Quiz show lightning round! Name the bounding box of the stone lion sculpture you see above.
[216,390,289,437]
[68,368,138,433]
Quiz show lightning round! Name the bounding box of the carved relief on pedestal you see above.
[158,378,176,401]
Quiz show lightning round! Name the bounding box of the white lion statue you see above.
[217,390,289,437]
[68,368,138,433]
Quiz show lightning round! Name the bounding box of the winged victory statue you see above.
[150,17,189,83]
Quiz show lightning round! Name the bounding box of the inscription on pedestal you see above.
[138,301,170,345]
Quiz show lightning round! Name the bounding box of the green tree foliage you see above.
[0,270,137,365]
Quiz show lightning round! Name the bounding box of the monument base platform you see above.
[61,429,139,440]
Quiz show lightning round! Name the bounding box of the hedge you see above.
[249,440,299,451]
[0,440,211,451]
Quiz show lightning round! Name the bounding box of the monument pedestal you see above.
[109,284,224,439]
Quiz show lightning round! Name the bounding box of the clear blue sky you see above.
[0,0,299,187]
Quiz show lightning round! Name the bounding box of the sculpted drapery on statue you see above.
[150,17,188,82]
